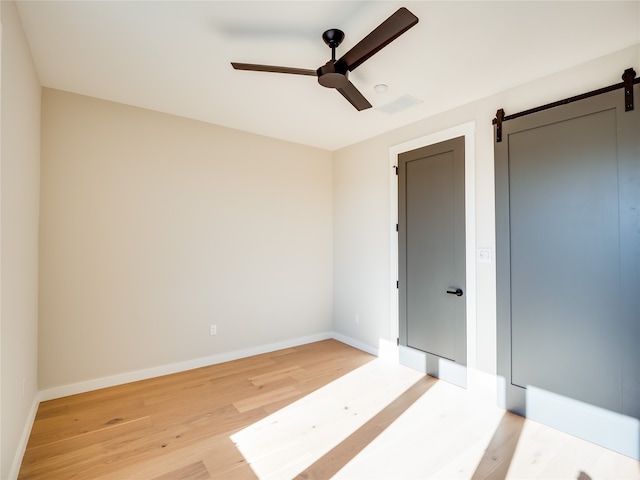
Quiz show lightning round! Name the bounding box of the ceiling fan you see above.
[231,7,419,111]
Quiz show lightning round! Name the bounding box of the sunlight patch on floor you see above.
[230,359,424,480]
[505,417,640,479]
[333,380,505,479]
[231,359,640,479]
[333,379,640,479]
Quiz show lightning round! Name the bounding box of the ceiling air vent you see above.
[376,94,423,115]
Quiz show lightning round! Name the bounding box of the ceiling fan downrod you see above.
[322,28,344,60]
[317,28,348,89]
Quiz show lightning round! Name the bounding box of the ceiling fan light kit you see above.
[231,7,419,111]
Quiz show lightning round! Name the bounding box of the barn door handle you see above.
[446,288,463,297]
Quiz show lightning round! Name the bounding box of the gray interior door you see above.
[398,136,466,366]
[495,86,640,420]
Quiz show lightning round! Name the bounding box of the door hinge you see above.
[397,337,400,346]
[393,165,398,175]
[396,223,399,232]
[396,280,399,289]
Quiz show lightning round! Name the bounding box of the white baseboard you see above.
[330,332,379,357]
[377,338,400,363]
[39,332,335,401]
[526,385,640,460]
[398,345,467,389]
[8,394,41,480]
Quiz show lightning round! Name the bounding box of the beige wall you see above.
[1,1,42,477]
[332,44,640,374]
[3,2,638,471]
[39,89,333,390]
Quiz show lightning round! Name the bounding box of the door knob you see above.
[446,288,463,297]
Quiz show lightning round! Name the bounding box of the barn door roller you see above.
[623,68,636,112]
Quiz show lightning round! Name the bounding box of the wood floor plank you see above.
[151,460,210,480]
[470,412,525,480]
[248,365,306,387]
[89,433,243,480]
[26,399,147,448]
[232,385,302,413]
[20,416,153,468]
[33,403,68,421]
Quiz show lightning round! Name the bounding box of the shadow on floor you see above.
[294,375,438,480]
[470,411,525,480]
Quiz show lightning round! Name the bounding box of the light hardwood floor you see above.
[19,340,640,479]
[19,340,373,479]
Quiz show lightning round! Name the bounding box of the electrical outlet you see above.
[209,324,217,336]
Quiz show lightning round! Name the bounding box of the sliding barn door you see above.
[495,86,640,426]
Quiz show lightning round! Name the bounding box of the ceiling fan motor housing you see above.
[317,61,349,88]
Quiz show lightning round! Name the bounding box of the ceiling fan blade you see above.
[337,81,372,111]
[337,7,418,72]
[231,62,317,76]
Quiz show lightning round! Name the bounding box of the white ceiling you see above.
[15,1,640,151]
